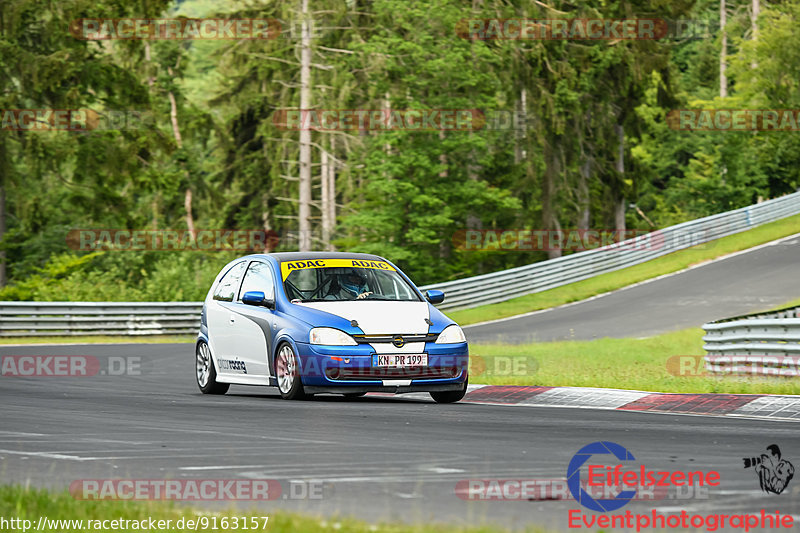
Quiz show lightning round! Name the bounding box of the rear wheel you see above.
[196,341,229,395]
[276,343,306,400]
[430,378,467,404]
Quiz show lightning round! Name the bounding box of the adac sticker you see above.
[280,258,396,280]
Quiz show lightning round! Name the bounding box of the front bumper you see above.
[294,341,469,392]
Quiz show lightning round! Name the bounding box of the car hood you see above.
[295,301,430,334]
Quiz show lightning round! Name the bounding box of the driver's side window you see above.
[238,261,275,302]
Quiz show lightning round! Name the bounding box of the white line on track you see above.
[0,449,96,461]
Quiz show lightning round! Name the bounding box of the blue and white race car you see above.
[195,252,469,402]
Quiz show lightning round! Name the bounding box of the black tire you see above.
[275,343,307,400]
[430,378,468,404]
[196,341,230,395]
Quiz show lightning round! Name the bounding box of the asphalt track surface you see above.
[464,234,800,344]
[2,343,800,531]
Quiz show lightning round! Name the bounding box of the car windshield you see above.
[283,265,421,302]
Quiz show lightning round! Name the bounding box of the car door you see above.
[227,260,276,378]
[206,261,247,373]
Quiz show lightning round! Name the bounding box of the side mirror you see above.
[242,291,274,309]
[425,289,445,304]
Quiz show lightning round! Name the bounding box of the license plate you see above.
[372,354,428,367]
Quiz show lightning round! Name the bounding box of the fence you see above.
[420,190,800,309]
[1,191,799,336]
[0,302,202,337]
[702,305,800,376]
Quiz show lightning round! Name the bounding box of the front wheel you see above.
[430,378,468,404]
[276,343,306,400]
[196,341,229,395]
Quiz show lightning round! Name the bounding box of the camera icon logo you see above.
[743,444,794,495]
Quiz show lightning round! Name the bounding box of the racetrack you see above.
[2,343,799,531]
[464,234,800,344]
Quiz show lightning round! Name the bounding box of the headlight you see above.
[435,325,466,344]
[309,327,358,346]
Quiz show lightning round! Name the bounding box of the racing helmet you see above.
[339,269,367,297]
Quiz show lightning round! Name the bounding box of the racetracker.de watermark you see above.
[1,356,140,377]
[69,479,324,501]
[69,19,281,40]
[667,355,800,377]
[667,109,800,131]
[273,109,485,131]
[454,229,662,252]
[67,229,280,252]
[455,478,705,501]
[469,355,537,378]
[456,18,668,40]
[456,19,716,40]
[454,228,720,252]
[0,109,153,131]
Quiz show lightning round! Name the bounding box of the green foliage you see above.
[0,0,797,300]
[0,251,233,301]
[474,328,800,394]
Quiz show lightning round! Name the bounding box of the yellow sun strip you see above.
[280,258,396,280]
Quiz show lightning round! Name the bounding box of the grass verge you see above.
[448,213,800,326]
[0,335,194,345]
[0,486,548,533]
[470,328,800,395]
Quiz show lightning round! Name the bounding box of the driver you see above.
[325,269,372,300]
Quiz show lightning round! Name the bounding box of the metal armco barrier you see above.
[420,190,800,309]
[0,302,202,337]
[703,305,800,376]
[0,192,799,336]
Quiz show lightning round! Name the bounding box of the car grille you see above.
[326,366,460,380]
[352,333,439,344]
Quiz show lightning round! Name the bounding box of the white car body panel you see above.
[298,300,430,353]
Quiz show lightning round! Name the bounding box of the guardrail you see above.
[702,305,800,376]
[0,302,202,337]
[0,191,798,336]
[420,190,800,309]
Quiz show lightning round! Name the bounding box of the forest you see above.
[1,0,797,301]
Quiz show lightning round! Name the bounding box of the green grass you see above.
[0,486,549,533]
[448,213,800,326]
[0,335,194,345]
[470,328,800,394]
[769,296,800,311]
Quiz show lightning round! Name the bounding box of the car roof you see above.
[268,251,387,263]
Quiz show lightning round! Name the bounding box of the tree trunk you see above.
[614,124,626,234]
[167,78,195,237]
[327,138,336,251]
[751,0,759,69]
[720,0,727,98]
[184,188,194,236]
[543,142,562,259]
[261,195,273,253]
[0,137,6,288]
[438,130,448,178]
[321,149,331,249]
[578,156,591,231]
[514,88,527,164]
[298,0,313,251]
[751,0,759,38]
